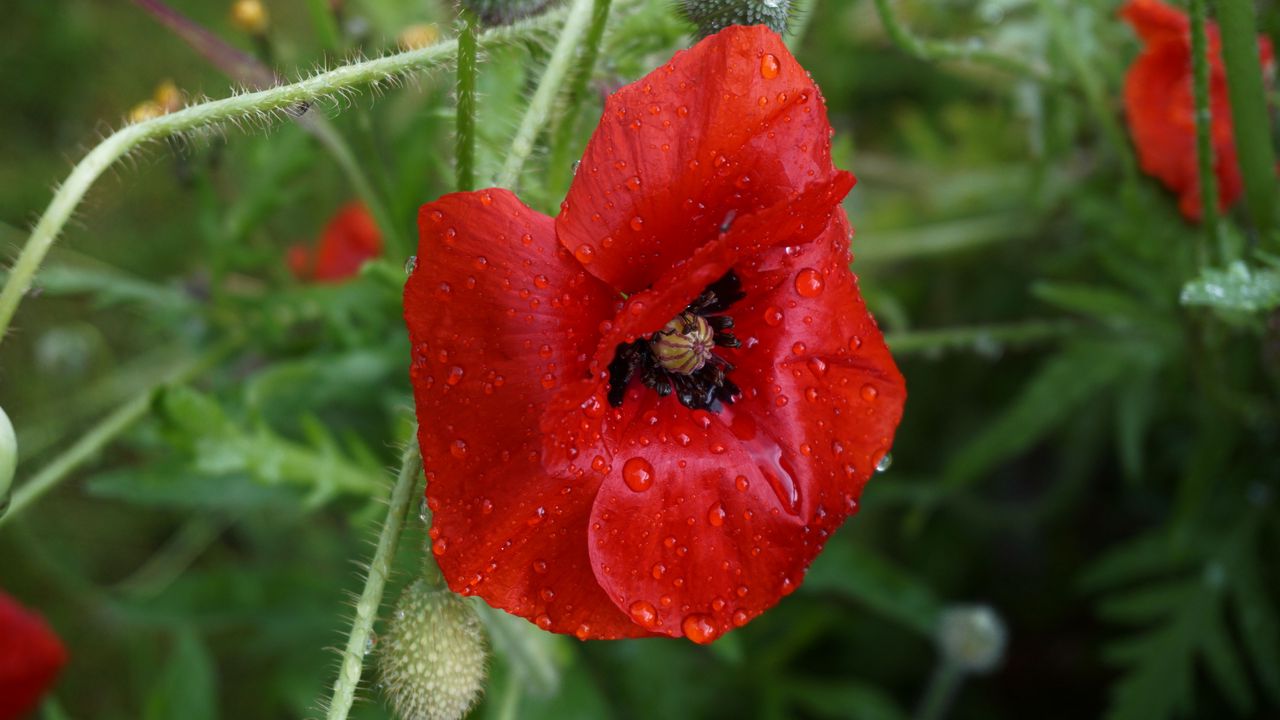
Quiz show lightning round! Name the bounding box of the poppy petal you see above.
[405,189,647,638]
[0,593,67,719]
[313,202,383,282]
[557,25,840,292]
[1120,0,1188,45]
[540,174,855,478]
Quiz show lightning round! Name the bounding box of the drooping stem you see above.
[871,0,1052,82]
[1189,0,1221,265]
[547,0,613,187]
[1218,0,1278,242]
[0,342,234,528]
[456,10,480,191]
[324,438,423,720]
[497,0,598,188]
[0,8,572,347]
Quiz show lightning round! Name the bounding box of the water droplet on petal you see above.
[861,383,879,402]
[629,600,659,627]
[760,53,781,79]
[875,452,894,473]
[794,268,825,298]
[623,457,655,492]
[682,614,718,644]
[626,175,642,190]
[763,306,784,326]
[707,502,726,527]
[403,255,418,274]
[574,244,595,264]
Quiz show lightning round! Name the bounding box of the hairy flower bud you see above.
[379,580,488,720]
[677,0,793,38]
[458,0,557,27]
[937,605,1007,674]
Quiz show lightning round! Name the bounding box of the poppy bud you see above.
[1,405,15,508]
[936,605,1007,674]
[458,0,557,27]
[230,0,270,35]
[398,24,442,51]
[379,580,488,720]
[677,0,792,38]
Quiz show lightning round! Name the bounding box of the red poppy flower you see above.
[288,201,383,282]
[0,592,67,720]
[404,26,905,642]
[1120,0,1274,221]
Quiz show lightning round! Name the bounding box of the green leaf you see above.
[86,465,295,510]
[946,341,1141,487]
[1180,261,1280,313]
[803,536,941,638]
[1231,550,1280,705]
[27,265,195,310]
[784,678,908,720]
[145,630,218,720]
[1032,281,1153,325]
[474,602,564,698]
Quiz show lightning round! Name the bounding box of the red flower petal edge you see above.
[289,201,383,282]
[0,592,67,720]
[404,25,906,642]
[1120,0,1275,221]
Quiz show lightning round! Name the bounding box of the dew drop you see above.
[629,600,659,627]
[732,610,749,627]
[860,383,879,402]
[535,614,553,630]
[875,452,894,473]
[629,216,645,231]
[682,613,718,644]
[763,306,784,326]
[450,439,468,459]
[735,475,749,492]
[626,175,642,190]
[794,268,825,298]
[760,53,781,79]
[403,255,418,274]
[574,244,595,264]
[623,457,655,492]
[707,502,726,527]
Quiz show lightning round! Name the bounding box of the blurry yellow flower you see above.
[398,24,441,51]
[230,0,270,34]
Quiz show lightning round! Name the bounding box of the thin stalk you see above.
[1218,0,1278,241]
[871,0,1052,82]
[547,0,613,186]
[884,320,1076,355]
[914,661,963,720]
[324,438,423,720]
[0,8,571,346]
[456,10,480,191]
[497,0,597,188]
[0,343,234,527]
[1189,0,1221,265]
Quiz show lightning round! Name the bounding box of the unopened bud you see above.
[230,0,270,34]
[398,24,441,51]
[460,0,557,26]
[380,580,488,720]
[678,0,793,38]
[936,605,1006,674]
[1,405,16,508]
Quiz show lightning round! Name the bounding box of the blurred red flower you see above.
[1120,0,1274,221]
[404,26,905,642]
[288,201,383,282]
[0,592,66,720]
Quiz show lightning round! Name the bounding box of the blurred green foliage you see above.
[1,0,1278,719]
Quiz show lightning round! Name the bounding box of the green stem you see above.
[456,10,480,191]
[547,0,613,189]
[1035,0,1136,182]
[0,9,571,347]
[914,661,964,720]
[871,0,1052,81]
[324,438,423,720]
[1189,0,1221,266]
[1218,0,1278,241]
[884,320,1076,355]
[497,0,598,188]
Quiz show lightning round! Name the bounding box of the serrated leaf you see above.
[803,536,940,638]
[1114,371,1157,481]
[1231,550,1280,705]
[1079,530,1191,592]
[145,630,218,720]
[1097,581,1190,625]
[86,465,294,509]
[1200,604,1254,715]
[1180,261,1280,312]
[946,341,1141,487]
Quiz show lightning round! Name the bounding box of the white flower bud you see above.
[379,580,488,720]
[937,604,1007,674]
[1,405,16,510]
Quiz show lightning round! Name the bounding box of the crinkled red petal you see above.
[313,201,383,282]
[557,25,840,292]
[541,174,855,477]
[404,189,650,639]
[1119,0,1188,45]
[0,592,67,720]
[586,207,905,640]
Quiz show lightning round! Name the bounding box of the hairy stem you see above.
[871,0,1052,81]
[1218,0,1278,241]
[325,438,423,720]
[547,0,613,187]
[0,342,234,528]
[456,10,480,191]
[1189,0,1221,265]
[0,9,570,346]
[497,0,597,188]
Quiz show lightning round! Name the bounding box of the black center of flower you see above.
[607,271,745,412]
